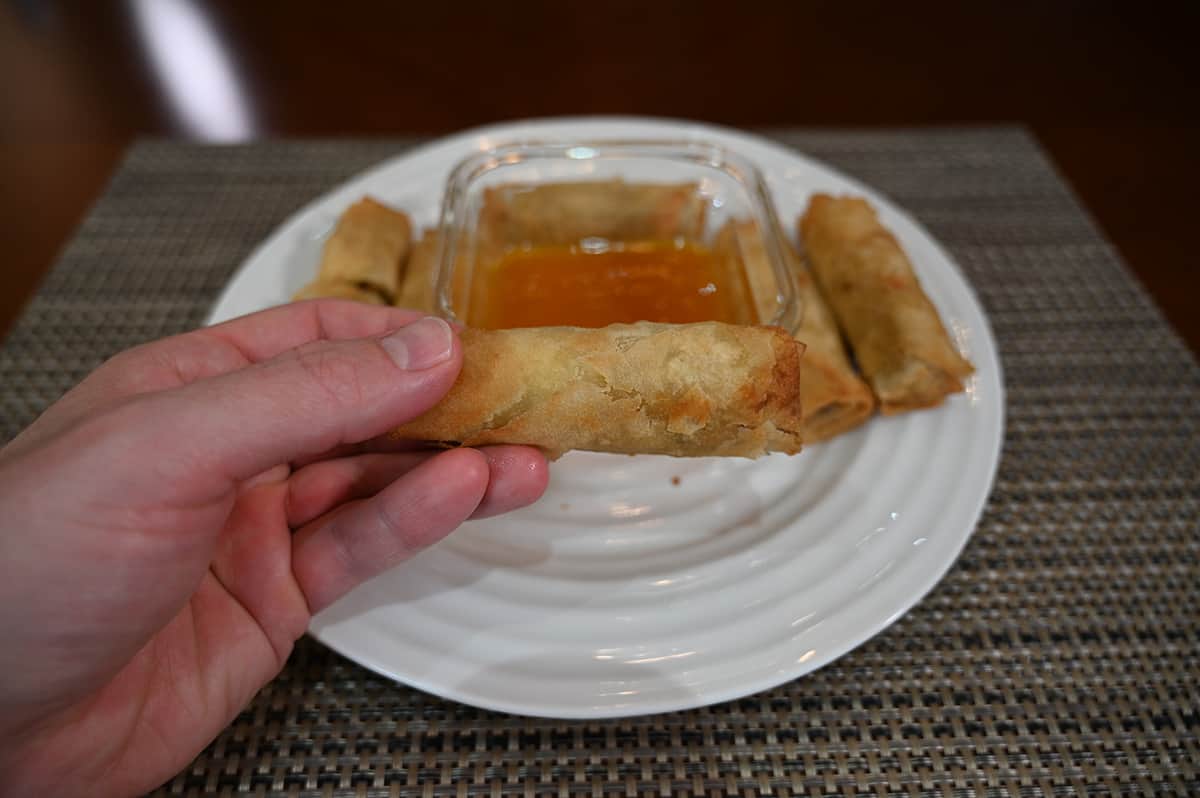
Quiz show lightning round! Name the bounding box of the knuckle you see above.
[94,346,152,387]
[291,343,371,409]
[372,500,420,558]
[329,501,420,581]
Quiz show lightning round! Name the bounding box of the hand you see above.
[0,300,549,797]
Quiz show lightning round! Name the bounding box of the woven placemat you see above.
[2,129,1197,796]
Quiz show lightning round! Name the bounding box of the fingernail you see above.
[381,317,454,370]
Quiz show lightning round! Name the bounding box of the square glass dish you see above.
[433,141,801,333]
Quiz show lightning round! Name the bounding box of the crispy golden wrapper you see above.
[395,229,441,312]
[290,279,388,305]
[799,195,973,414]
[716,220,875,441]
[392,322,804,460]
[316,197,412,301]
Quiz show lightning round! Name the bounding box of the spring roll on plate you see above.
[782,243,876,440]
[293,196,412,303]
[716,220,875,442]
[392,321,804,460]
[395,229,442,312]
[291,279,388,305]
[799,194,973,414]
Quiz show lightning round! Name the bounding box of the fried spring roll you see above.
[315,197,412,301]
[712,221,772,329]
[799,195,973,414]
[716,220,876,441]
[395,229,441,312]
[480,180,707,247]
[787,245,877,440]
[392,322,804,460]
[291,279,388,305]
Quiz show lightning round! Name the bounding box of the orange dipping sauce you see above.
[468,240,752,329]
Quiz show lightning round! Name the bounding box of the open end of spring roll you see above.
[799,194,973,415]
[392,322,804,460]
[479,180,708,247]
[314,197,412,301]
[717,220,875,442]
[799,354,877,442]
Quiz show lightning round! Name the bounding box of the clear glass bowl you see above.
[433,140,801,333]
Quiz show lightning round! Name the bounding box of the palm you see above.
[16,478,308,797]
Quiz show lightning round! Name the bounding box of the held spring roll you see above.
[392,322,804,460]
[293,197,412,303]
[799,195,973,414]
[716,220,874,441]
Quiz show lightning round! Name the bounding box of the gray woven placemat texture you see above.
[2,129,1197,796]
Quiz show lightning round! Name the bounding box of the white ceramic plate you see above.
[208,117,1004,719]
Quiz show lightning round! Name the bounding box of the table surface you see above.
[2,129,1196,796]
[2,2,1199,353]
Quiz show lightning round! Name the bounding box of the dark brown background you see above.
[3,0,1198,350]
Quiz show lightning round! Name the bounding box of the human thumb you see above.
[130,315,461,498]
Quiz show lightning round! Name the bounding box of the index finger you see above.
[115,299,427,392]
[2,301,429,460]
